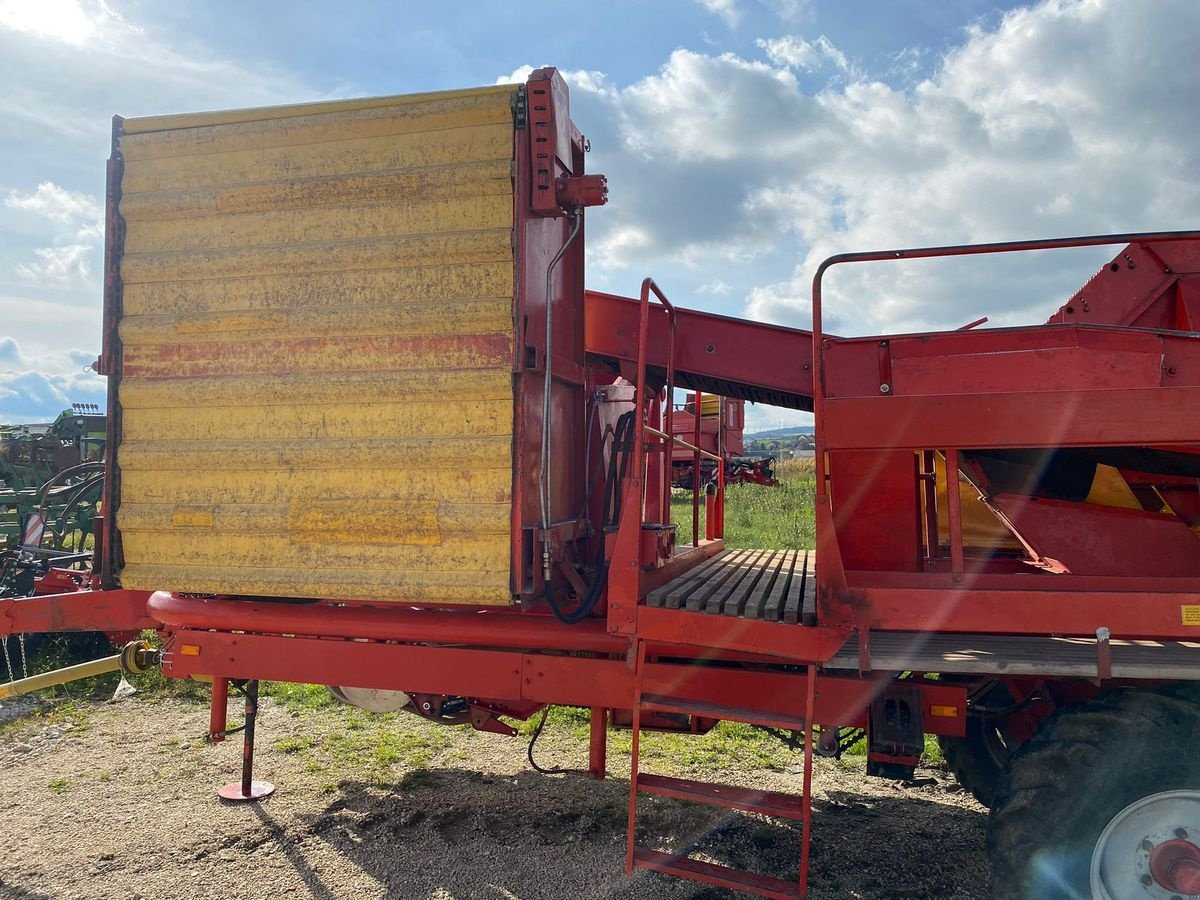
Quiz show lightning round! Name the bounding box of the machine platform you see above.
[828,633,1200,680]
[646,549,816,624]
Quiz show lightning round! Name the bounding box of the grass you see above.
[317,718,450,784]
[671,458,816,548]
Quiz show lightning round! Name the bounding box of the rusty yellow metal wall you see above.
[115,85,518,604]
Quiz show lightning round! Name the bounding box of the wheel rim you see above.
[1091,790,1200,900]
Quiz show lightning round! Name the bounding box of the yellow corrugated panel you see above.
[122,126,511,194]
[119,371,512,410]
[121,262,514,316]
[119,299,513,345]
[116,85,519,605]
[120,231,511,285]
[124,195,511,254]
[121,84,516,137]
[120,160,512,220]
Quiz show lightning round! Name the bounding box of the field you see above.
[672,458,817,549]
[0,460,988,898]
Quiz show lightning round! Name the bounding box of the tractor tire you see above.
[938,683,1015,809]
[988,687,1200,900]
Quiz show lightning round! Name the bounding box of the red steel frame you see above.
[9,233,1199,738]
[811,230,1200,642]
[6,233,1198,723]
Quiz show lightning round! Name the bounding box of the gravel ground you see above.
[0,695,988,899]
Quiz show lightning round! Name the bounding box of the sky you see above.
[0,0,1197,431]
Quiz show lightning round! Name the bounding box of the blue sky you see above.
[1,0,1197,430]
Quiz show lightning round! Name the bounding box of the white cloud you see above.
[0,369,105,423]
[758,35,848,73]
[568,0,1200,338]
[496,65,535,85]
[0,337,104,422]
[697,279,733,295]
[6,182,103,286]
[6,181,99,225]
[695,0,741,28]
[0,337,27,368]
[760,0,810,23]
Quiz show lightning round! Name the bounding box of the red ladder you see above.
[625,641,818,898]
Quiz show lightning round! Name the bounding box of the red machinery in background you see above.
[669,394,781,488]
[2,68,1199,900]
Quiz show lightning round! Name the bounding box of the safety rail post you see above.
[692,389,702,546]
[606,277,678,634]
[944,449,964,577]
[633,278,678,529]
[810,229,1200,579]
[715,454,725,539]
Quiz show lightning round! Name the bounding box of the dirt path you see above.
[0,696,988,899]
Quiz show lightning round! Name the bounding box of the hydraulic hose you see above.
[540,211,584,574]
[542,411,634,624]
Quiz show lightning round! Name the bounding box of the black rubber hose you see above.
[543,410,634,624]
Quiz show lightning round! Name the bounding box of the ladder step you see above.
[641,694,808,732]
[637,773,806,820]
[633,847,800,899]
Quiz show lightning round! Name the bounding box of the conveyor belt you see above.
[646,548,816,623]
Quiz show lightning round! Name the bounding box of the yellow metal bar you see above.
[0,655,121,700]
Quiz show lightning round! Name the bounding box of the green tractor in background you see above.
[0,405,105,599]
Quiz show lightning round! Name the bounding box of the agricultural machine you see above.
[669,394,781,488]
[1,69,1199,899]
[0,406,104,600]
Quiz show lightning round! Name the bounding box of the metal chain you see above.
[17,634,27,680]
[1,635,12,684]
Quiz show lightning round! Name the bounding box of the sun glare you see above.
[0,0,113,46]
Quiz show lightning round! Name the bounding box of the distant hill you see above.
[745,425,815,440]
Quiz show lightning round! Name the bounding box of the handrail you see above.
[692,388,702,546]
[633,278,678,529]
[632,278,727,548]
[643,426,723,463]
[809,229,1200,574]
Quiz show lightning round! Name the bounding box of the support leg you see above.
[588,707,607,780]
[218,679,275,802]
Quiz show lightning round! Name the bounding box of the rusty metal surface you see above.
[112,86,519,604]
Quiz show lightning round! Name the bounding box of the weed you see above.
[275,735,315,755]
[406,749,431,768]
[48,778,70,794]
[319,719,450,775]
[263,682,336,711]
[923,734,945,767]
